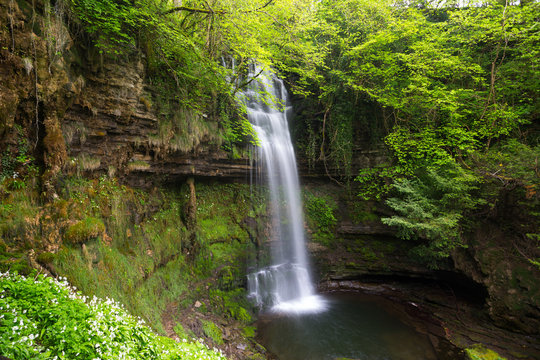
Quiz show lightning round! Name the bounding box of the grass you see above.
[76,154,101,171]
[127,160,151,171]
[153,108,222,153]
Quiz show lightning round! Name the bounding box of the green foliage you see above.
[275,1,540,263]
[201,319,224,345]
[64,216,105,245]
[344,3,537,174]
[65,0,328,154]
[68,0,149,55]
[382,163,484,267]
[304,191,337,245]
[0,272,226,360]
[470,139,540,188]
[355,165,396,201]
[219,98,259,153]
[281,0,538,197]
[304,192,337,231]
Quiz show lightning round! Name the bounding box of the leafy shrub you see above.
[304,193,337,232]
[65,217,105,244]
[0,272,226,360]
[382,163,484,267]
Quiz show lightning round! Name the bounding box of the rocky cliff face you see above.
[61,56,251,187]
[0,0,250,195]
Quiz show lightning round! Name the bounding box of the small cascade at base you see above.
[239,65,326,314]
[247,264,325,313]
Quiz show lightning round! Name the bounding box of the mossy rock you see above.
[65,217,105,245]
[465,344,507,360]
[36,252,56,264]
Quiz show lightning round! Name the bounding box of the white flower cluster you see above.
[0,271,227,360]
[0,304,42,350]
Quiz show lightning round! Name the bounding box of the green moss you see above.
[65,216,105,245]
[36,252,56,264]
[173,323,195,340]
[0,237,32,274]
[201,319,224,345]
[465,344,507,360]
[199,217,248,243]
[209,288,253,323]
[349,200,379,223]
[242,326,256,338]
[359,245,378,262]
[0,256,32,275]
[0,184,41,244]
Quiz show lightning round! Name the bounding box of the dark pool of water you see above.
[257,293,438,360]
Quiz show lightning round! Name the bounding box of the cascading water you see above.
[240,65,326,314]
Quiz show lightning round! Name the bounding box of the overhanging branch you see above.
[162,6,224,15]
[162,0,274,16]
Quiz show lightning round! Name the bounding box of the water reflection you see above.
[257,293,437,360]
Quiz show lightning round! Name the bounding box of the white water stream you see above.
[241,66,326,314]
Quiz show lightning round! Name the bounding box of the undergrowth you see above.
[0,175,265,340]
[0,272,226,360]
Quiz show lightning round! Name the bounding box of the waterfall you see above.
[240,65,326,314]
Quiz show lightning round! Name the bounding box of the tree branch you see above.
[162,6,224,15]
[246,0,274,13]
[162,0,274,16]
[232,68,265,95]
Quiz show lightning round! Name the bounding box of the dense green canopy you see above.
[66,0,539,265]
